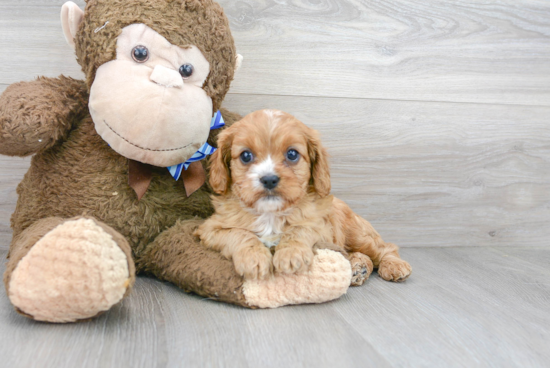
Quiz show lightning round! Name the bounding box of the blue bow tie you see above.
[167,110,225,181]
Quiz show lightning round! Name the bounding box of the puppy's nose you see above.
[260,175,280,190]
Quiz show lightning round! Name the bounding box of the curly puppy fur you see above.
[195,110,412,282]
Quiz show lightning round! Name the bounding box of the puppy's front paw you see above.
[233,246,273,280]
[273,246,314,274]
[378,256,412,282]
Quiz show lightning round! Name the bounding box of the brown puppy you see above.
[195,109,412,283]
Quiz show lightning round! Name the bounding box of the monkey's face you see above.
[89,24,213,167]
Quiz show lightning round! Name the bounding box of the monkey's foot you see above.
[8,218,132,322]
[242,249,351,308]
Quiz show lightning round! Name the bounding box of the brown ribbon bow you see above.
[128,159,206,200]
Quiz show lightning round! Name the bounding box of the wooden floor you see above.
[1,0,549,367]
[0,246,548,368]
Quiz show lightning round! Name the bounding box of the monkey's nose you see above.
[150,65,184,88]
[260,175,280,190]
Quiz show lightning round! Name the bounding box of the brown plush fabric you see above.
[208,108,242,148]
[75,0,237,113]
[137,219,248,307]
[0,76,88,157]
[5,85,240,259]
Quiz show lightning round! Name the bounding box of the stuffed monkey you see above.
[0,0,353,323]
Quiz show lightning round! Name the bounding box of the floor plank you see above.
[1,1,550,105]
[0,0,83,4]
[220,0,550,106]
[1,247,548,368]
[335,247,550,368]
[0,157,30,251]
[0,5,84,84]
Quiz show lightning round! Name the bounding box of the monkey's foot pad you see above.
[8,219,131,323]
[242,249,352,308]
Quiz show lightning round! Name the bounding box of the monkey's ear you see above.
[235,54,244,73]
[61,1,85,49]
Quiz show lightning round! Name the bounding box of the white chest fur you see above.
[254,212,286,248]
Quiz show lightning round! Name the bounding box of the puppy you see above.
[194,109,412,284]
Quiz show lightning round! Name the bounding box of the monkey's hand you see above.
[0,76,88,157]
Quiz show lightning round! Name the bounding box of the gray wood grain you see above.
[1,93,548,248]
[0,157,29,251]
[223,93,550,248]
[1,246,549,368]
[335,246,550,368]
[219,0,550,106]
[0,0,85,4]
[0,5,84,84]
[2,1,550,105]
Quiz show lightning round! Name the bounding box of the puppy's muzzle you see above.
[260,175,280,190]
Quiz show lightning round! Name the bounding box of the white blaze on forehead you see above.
[263,109,283,133]
[248,155,277,188]
[263,109,283,118]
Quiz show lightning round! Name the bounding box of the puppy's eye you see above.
[240,151,254,164]
[179,64,194,79]
[286,149,300,162]
[132,46,149,63]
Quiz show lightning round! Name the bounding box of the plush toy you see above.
[0,0,354,323]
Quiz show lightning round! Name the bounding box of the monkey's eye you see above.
[131,46,149,63]
[286,149,300,162]
[179,64,194,79]
[240,151,254,164]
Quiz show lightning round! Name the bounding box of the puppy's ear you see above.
[209,129,234,194]
[307,128,331,197]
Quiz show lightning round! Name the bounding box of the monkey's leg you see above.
[4,217,135,322]
[137,219,352,309]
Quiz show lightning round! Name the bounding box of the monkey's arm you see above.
[0,76,88,157]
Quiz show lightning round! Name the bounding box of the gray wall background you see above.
[1,0,549,249]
